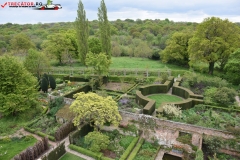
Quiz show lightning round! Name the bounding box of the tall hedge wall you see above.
[139,85,168,96]
[41,142,66,160]
[143,100,156,115]
[136,91,155,115]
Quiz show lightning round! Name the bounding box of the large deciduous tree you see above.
[160,31,193,66]
[98,0,111,59]
[75,0,89,65]
[24,49,50,78]
[188,17,240,75]
[70,92,122,130]
[0,56,38,116]
[41,32,75,64]
[224,48,240,85]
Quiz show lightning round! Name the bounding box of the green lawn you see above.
[60,152,85,160]
[148,94,183,108]
[0,136,37,160]
[51,57,188,71]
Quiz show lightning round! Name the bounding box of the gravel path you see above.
[235,96,240,106]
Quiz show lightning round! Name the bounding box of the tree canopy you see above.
[188,17,240,75]
[98,0,111,59]
[0,56,38,116]
[24,49,50,77]
[75,0,89,65]
[10,33,35,54]
[161,31,193,66]
[86,52,111,76]
[70,92,122,130]
[224,48,240,85]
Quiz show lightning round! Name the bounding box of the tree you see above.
[75,0,89,65]
[0,56,38,116]
[85,52,111,76]
[98,0,111,59]
[10,33,35,54]
[88,37,102,54]
[84,131,110,152]
[24,49,50,78]
[224,48,240,85]
[195,149,204,160]
[41,32,75,64]
[134,41,152,59]
[188,17,240,75]
[69,92,122,130]
[160,31,193,66]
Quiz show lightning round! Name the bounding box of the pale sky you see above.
[0,0,239,24]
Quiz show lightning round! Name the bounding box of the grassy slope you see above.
[0,137,37,160]
[148,94,183,108]
[60,152,86,160]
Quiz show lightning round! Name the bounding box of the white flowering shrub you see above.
[163,104,182,118]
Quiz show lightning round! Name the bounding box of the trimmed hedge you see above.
[143,100,156,115]
[63,76,89,82]
[69,144,103,159]
[42,142,65,160]
[136,91,155,115]
[50,74,66,80]
[119,137,139,160]
[101,156,114,160]
[36,131,56,142]
[139,84,168,95]
[172,86,192,99]
[63,85,91,99]
[128,139,145,160]
[24,126,36,133]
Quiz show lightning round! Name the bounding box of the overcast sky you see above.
[0,0,239,24]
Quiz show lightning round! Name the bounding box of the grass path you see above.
[148,94,183,108]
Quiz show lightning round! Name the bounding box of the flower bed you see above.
[51,82,87,96]
[25,116,61,141]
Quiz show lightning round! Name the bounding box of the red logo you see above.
[1,2,7,8]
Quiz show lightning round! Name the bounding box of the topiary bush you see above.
[48,75,56,90]
[41,77,49,93]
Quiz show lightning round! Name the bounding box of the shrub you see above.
[163,104,182,118]
[84,131,110,152]
[213,87,237,105]
[55,78,63,84]
[41,77,49,93]
[49,75,56,90]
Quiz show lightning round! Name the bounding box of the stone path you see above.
[155,150,165,160]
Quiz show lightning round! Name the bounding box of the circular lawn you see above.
[148,94,183,108]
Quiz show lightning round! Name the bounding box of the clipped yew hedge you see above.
[139,84,168,95]
[127,139,145,160]
[143,100,156,115]
[69,144,102,159]
[41,142,65,160]
[119,137,139,160]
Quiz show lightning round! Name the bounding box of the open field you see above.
[148,94,183,108]
[51,57,188,71]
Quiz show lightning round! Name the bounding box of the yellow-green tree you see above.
[10,33,35,54]
[70,92,122,130]
[85,52,111,76]
[188,17,240,75]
